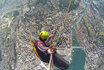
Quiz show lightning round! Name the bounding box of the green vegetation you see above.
[13,3,20,8]
[0,19,7,24]
[8,16,14,20]
[88,28,93,36]
[13,11,19,17]
[2,27,11,32]
[83,17,89,27]
[99,32,104,36]
[83,17,94,37]
[84,18,89,23]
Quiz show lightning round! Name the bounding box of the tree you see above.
[13,11,19,17]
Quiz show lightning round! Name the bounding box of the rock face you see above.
[0,0,104,70]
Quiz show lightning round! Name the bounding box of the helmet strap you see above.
[39,37,47,41]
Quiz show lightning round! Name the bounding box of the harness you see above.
[30,40,42,61]
[30,40,50,62]
[36,39,48,53]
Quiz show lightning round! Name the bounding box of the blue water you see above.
[67,28,86,70]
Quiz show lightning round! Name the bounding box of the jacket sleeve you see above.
[37,42,49,52]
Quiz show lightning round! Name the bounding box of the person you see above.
[37,31,54,55]
[36,31,55,63]
[32,31,70,70]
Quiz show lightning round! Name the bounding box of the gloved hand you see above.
[47,49,53,54]
[53,42,56,45]
[48,46,56,54]
[49,34,54,38]
[49,30,55,38]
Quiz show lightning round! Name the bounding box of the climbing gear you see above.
[50,46,56,54]
[48,54,53,70]
[39,31,49,40]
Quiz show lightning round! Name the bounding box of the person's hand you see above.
[49,34,54,38]
[53,42,56,45]
[51,30,54,34]
[47,46,56,54]
[47,49,53,54]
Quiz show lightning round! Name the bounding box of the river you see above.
[67,28,86,70]
[67,0,88,69]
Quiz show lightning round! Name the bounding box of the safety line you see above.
[77,5,104,33]
[59,0,72,35]
[48,54,53,70]
[77,17,104,34]
[68,16,104,39]
[87,0,101,16]
[90,4,104,20]
[54,0,72,43]
[63,0,72,24]
[67,5,104,39]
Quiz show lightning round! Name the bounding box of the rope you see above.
[40,61,48,70]
[53,0,72,44]
[63,0,72,24]
[59,0,72,36]
[48,54,53,70]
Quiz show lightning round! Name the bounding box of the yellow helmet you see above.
[39,31,49,40]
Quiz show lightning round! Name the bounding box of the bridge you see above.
[57,46,83,50]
